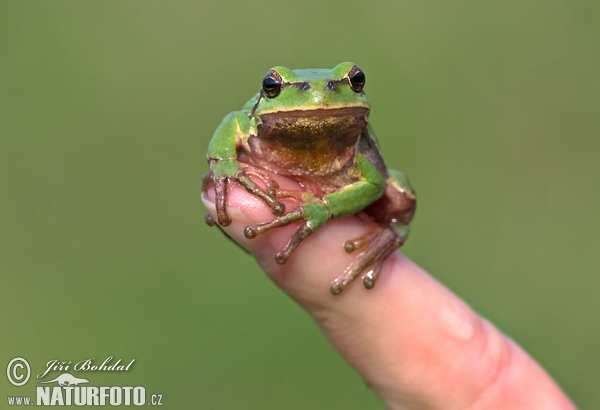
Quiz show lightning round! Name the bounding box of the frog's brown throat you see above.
[248,107,369,176]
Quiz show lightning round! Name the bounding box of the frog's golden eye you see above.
[348,66,366,93]
[262,71,282,98]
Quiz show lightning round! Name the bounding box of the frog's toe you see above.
[243,209,304,240]
[331,263,381,293]
[362,262,383,289]
[271,202,285,215]
[214,176,232,226]
[274,222,313,264]
[330,227,403,295]
[343,229,379,253]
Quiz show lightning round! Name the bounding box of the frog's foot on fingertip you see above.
[214,175,232,226]
[243,209,316,265]
[243,209,304,239]
[201,169,234,226]
[203,170,285,228]
[236,170,285,216]
[330,227,404,295]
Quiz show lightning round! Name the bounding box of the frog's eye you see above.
[348,66,366,93]
[262,71,282,98]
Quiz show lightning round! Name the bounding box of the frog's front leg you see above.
[244,154,386,264]
[205,111,285,226]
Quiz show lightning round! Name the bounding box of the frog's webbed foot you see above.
[330,227,407,295]
[243,209,314,264]
[203,168,285,227]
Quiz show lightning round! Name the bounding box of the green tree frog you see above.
[203,62,416,295]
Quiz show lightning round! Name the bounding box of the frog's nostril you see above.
[292,82,310,91]
[327,80,337,91]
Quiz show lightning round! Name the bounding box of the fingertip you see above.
[201,177,575,410]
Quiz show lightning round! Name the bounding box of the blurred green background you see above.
[1,1,598,408]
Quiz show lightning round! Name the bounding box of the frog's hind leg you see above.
[330,225,409,295]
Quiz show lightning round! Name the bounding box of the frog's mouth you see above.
[250,106,369,176]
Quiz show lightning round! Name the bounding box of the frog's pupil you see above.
[262,76,281,98]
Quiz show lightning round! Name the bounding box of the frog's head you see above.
[250,62,370,141]
[252,62,369,115]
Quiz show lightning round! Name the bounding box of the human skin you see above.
[202,170,575,409]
